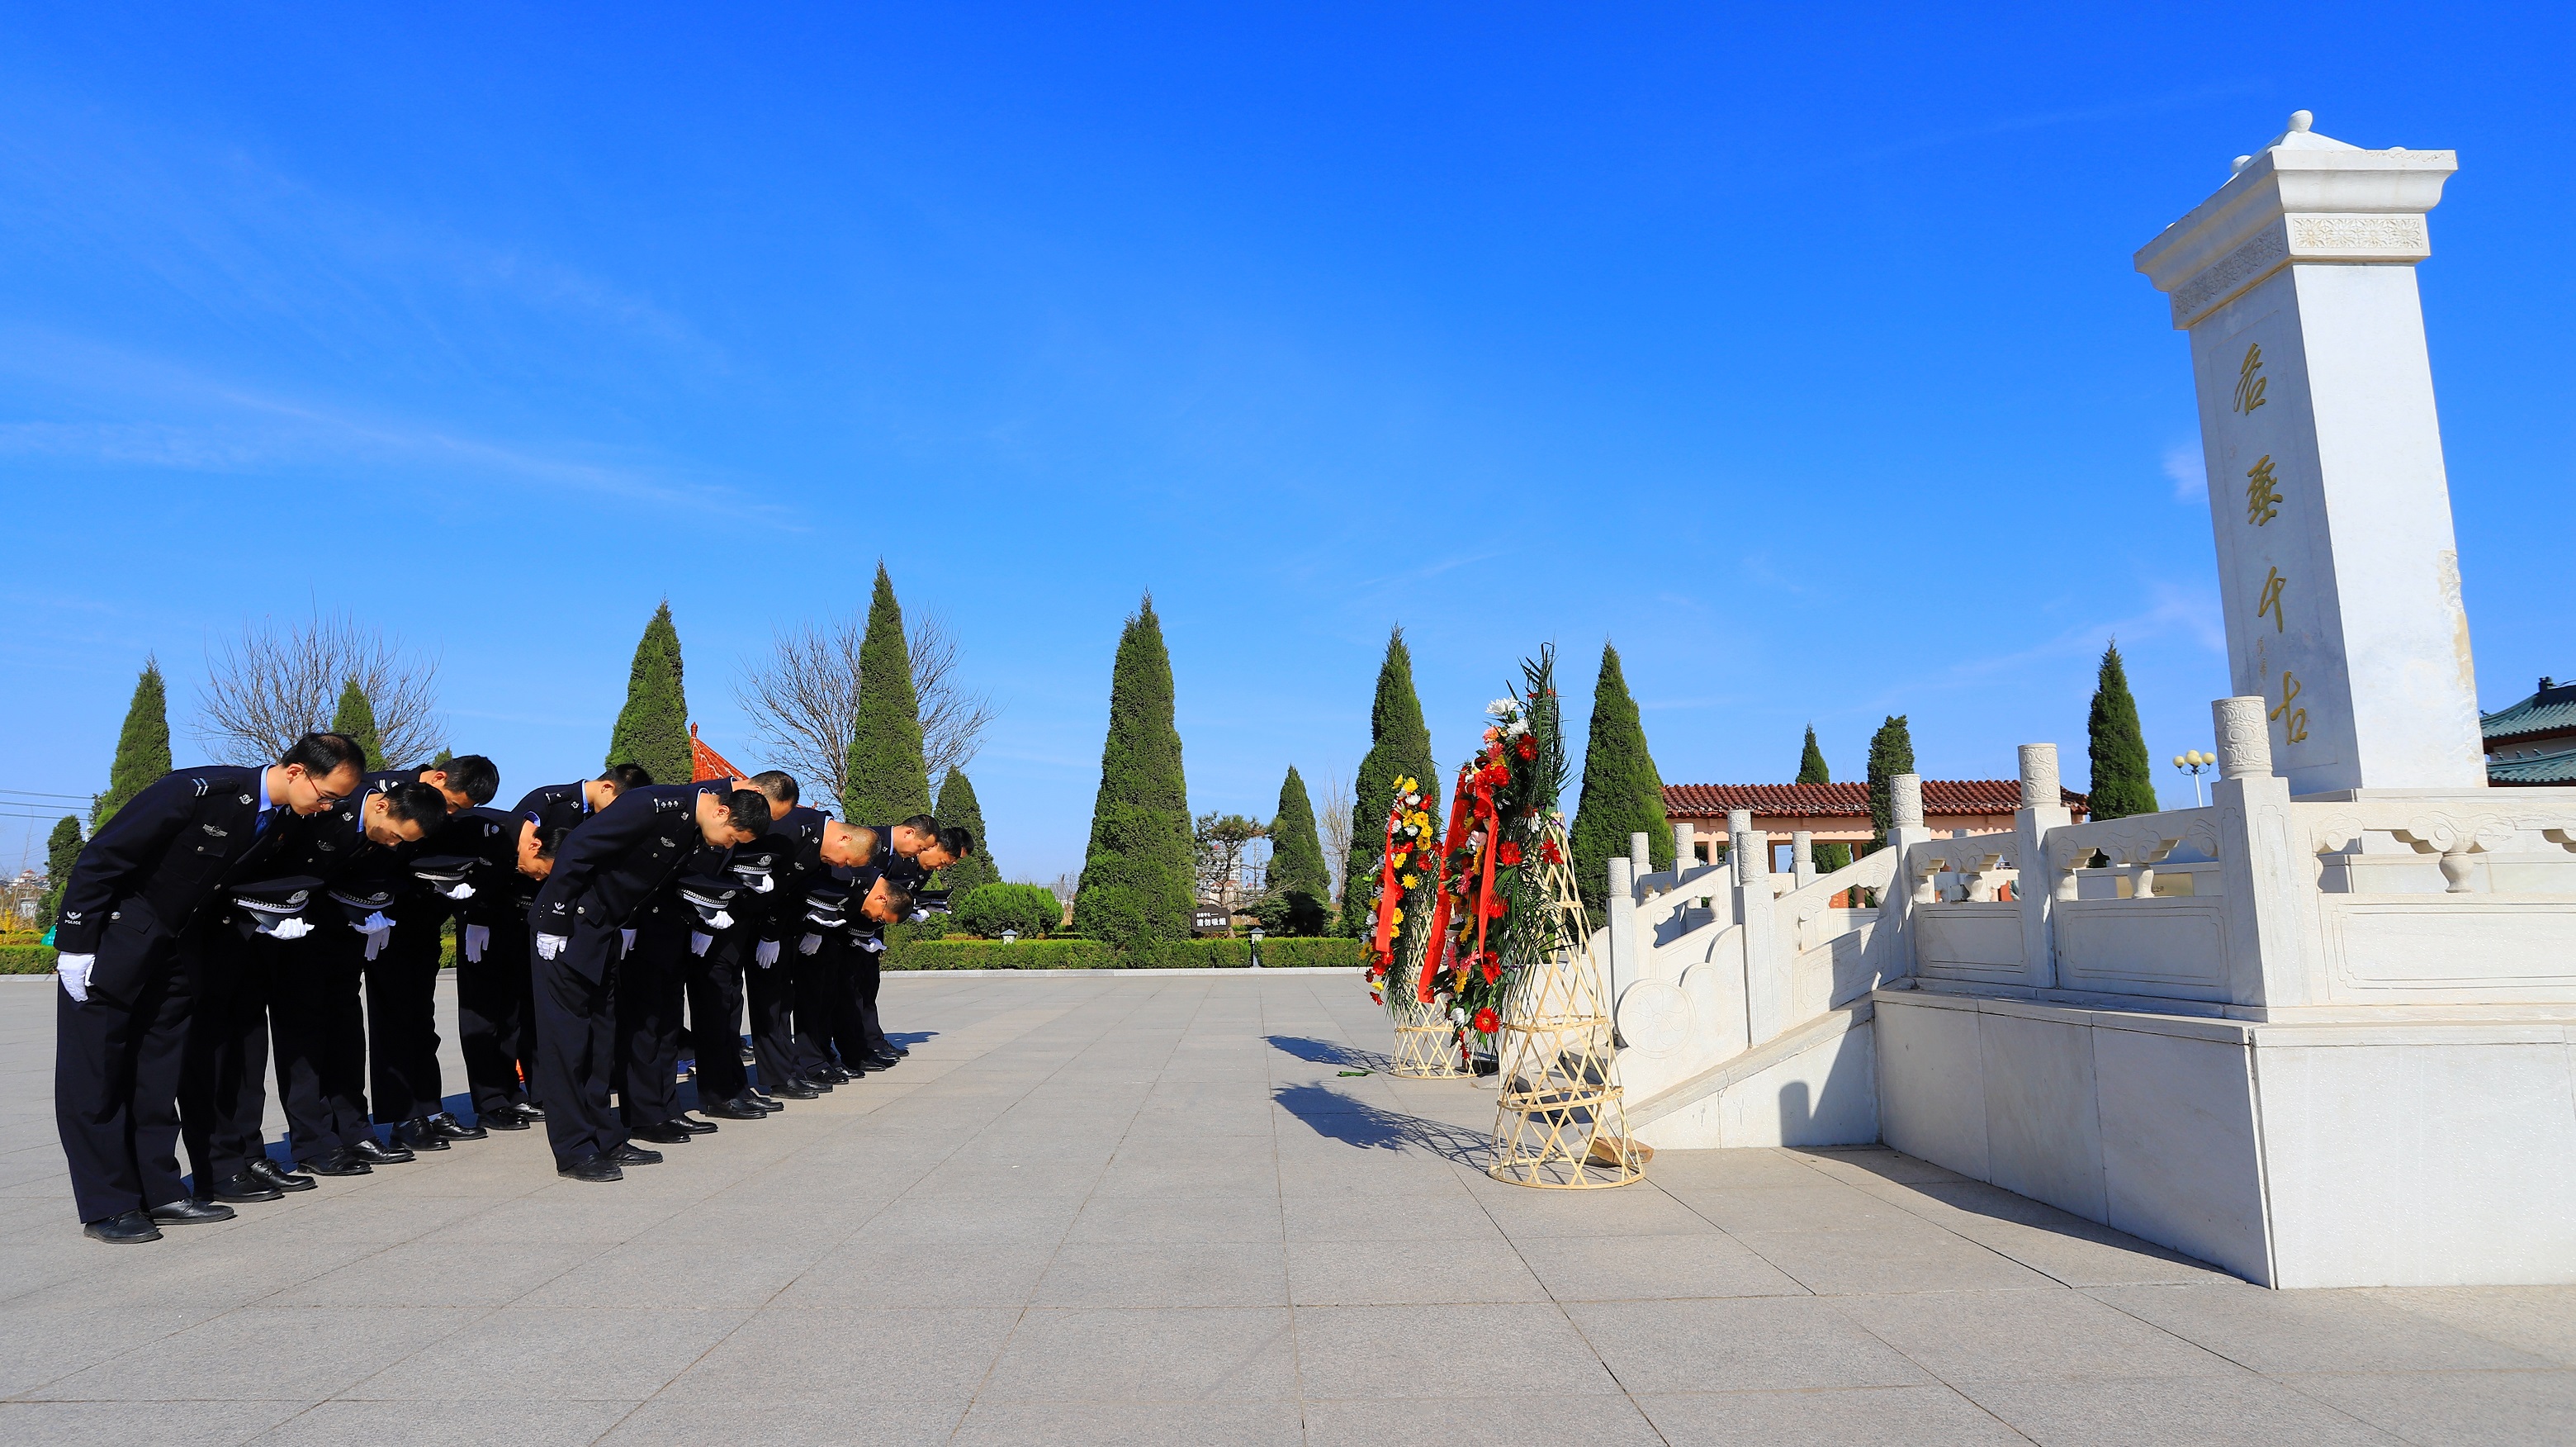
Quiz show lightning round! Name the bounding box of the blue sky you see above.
[3,4,2569,879]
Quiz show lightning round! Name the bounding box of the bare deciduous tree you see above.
[735,609,997,804]
[196,614,443,766]
[1319,771,1354,899]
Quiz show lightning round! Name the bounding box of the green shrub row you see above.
[0,945,58,975]
[884,936,1362,970]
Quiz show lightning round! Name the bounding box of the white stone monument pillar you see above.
[1732,809,1786,1041]
[2135,111,2485,795]
[1878,775,1932,980]
[2015,744,2071,988]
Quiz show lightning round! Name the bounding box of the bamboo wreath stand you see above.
[1388,928,1470,1078]
[1487,823,1646,1188]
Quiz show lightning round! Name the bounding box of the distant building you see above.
[2483,676,2576,785]
[1663,780,2091,869]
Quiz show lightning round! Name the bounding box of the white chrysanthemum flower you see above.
[1485,699,1513,717]
[1504,718,1529,737]
[1451,1007,1467,1023]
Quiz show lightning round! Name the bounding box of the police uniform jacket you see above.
[438,806,533,926]
[271,779,426,899]
[54,766,303,994]
[529,783,731,956]
[754,805,834,946]
[514,781,599,842]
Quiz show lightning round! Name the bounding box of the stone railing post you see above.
[2016,743,2072,989]
[1792,829,1816,890]
[1629,832,1653,889]
[1605,855,1638,1012]
[1732,809,1787,1041]
[1878,774,1934,983]
[1673,822,1698,880]
[2210,696,2320,1010]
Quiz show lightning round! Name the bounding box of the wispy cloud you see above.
[2164,443,2206,502]
[1842,82,2267,168]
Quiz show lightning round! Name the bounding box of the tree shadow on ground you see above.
[1272,1082,1489,1165]
[1263,1034,1391,1073]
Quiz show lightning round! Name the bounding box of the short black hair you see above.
[434,755,500,805]
[602,763,654,792]
[280,732,366,777]
[537,824,573,861]
[875,877,915,917]
[898,813,940,836]
[720,788,769,835]
[750,770,799,805]
[382,781,449,830]
[938,825,974,860]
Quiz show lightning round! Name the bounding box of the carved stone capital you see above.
[2214,696,2272,779]
[2019,744,2060,809]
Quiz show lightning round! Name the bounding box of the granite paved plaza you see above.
[2,971,2571,1445]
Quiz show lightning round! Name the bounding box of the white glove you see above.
[362,928,392,961]
[755,938,780,968]
[56,952,94,1003]
[858,934,886,954]
[798,932,822,956]
[353,911,395,936]
[463,923,490,963]
[750,875,774,892]
[440,881,476,901]
[704,909,734,931]
[907,909,931,923]
[263,917,314,941]
[619,928,637,954]
[689,931,713,956]
[536,933,569,961]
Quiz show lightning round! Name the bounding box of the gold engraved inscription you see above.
[2255,567,2286,632]
[2233,342,2269,415]
[2268,671,2309,744]
[2245,455,2280,527]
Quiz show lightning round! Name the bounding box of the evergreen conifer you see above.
[93,658,172,829]
[1071,595,1194,958]
[1339,628,1440,936]
[2086,641,2160,820]
[331,679,384,770]
[606,600,693,785]
[1865,714,1915,850]
[933,768,997,894]
[37,815,82,929]
[1265,766,1330,935]
[1797,724,1852,873]
[1570,643,1671,917]
[845,563,934,824]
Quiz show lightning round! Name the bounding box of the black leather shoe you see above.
[747,1091,783,1110]
[149,1198,236,1226]
[629,1122,693,1145]
[480,1107,531,1131]
[812,1065,853,1085]
[776,1080,822,1100]
[84,1209,161,1244]
[557,1154,623,1183]
[707,1096,769,1121]
[891,1042,911,1056]
[608,1142,664,1167]
[516,1102,546,1120]
[668,1115,718,1135]
[301,1148,372,1177]
[249,1159,317,1192]
[211,1172,283,1203]
[430,1112,489,1141]
[350,1136,415,1165]
[393,1119,452,1151]
[864,1052,901,1070]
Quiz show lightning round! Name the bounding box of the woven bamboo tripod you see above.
[1385,913,1469,1077]
[1487,822,1646,1188]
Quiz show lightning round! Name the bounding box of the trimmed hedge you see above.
[1,945,58,974]
[885,936,1363,970]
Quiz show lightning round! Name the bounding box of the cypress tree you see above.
[933,768,998,894]
[1073,595,1195,959]
[331,679,384,771]
[845,562,933,825]
[2086,641,2160,819]
[93,657,173,829]
[38,815,83,929]
[606,600,693,785]
[1569,642,1672,917]
[1797,725,1852,873]
[1266,766,1330,935]
[1339,627,1441,936]
[1866,714,1916,851]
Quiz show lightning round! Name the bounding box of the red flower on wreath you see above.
[1481,893,1509,919]
[1515,736,1537,761]
[1471,1007,1500,1034]
[1495,840,1523,867]
[1538,837,1564,865]
[1481,955,1502,984]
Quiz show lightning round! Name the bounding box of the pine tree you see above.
[1569,642,1672,917]
[933,768,997,894]
[1866,714,1916,851]
[331,679,384,771]
[37,815,83,929]
[1073,595,1195,958]
[1339,627,1441,936]
[606,600,693,785]
[1265,766,1330,935]
[2086,641,2160,820]
[1797,724,1852,873]
[93,658,173,829]
[845,562,934,825]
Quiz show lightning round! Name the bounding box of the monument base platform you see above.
[1872,984,2576,1288]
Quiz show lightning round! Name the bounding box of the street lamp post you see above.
[999,928,1018,946]
[2171,749,2214,808]
[1248,927,1264,970]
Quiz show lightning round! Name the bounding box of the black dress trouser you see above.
[788,933,840,1074]
[271,929,374,1160]
[744,940,800,1093]
[367,905,447,1126]
[457,918,536,1117]
[54,927,196,1224]
[685,934,749,1103]
[853,942,890,1055]
[196,928,280,1184]
[532,920,623,1165]
[616,913,687,1130]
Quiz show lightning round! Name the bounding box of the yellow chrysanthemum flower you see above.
[1400,874,1418,890]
